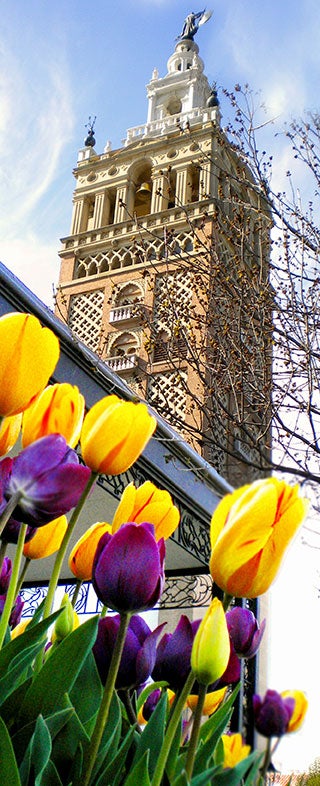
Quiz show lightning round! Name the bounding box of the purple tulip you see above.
[253,690,295,737]
[0,435,91,526]
[0,593,24,628]
[93,613,165,690]
[226,607,266,658]
[0,557,12,593]
[92,522,165,613]
[1,520,37,545]
[152,615,201,692]
[141,689,162,721]
[9,595,24,628]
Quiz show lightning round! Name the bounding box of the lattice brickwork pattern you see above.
[73,230,194,279]
[153,269,193,335]
[209,396,228,475]
[147,370,187,426]
[68,290,104,351]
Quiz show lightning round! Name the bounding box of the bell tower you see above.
[56,13,271,487]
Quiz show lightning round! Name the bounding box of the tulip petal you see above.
[0,313,60,416]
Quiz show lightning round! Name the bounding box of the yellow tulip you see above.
[23,516,68,560]
[281,690,308,732]
[187,686,227,716]
[80,394,157,475]
[0,312,60,416]
[11,619,29,639]
[68,521,112,581]
[221,733,251,768]
[22,383,85,448]
[191,598,230,686]
[210,478,307,598]
[0,413,22,456]
[111,481,180,540]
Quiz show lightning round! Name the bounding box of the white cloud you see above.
[0,233,60,308]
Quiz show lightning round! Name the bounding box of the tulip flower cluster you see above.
[0,311,310,786]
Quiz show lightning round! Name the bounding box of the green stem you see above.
[81,611,131,786]
[0,523,27,648]
[222,592,234,612]
[259,738,272,784]
[0,540,7,573]
[71,578,83,608]
[16,556,31,595]
[33,472,97,675]
[151,670,195,786]
[185,682,207,780]
[100,604,108,618]
[42,472,97,622]
[0,491,23,537]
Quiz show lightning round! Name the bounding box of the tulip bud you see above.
[226,607,266,658]
[253,690,294,737]
[92,522,165,614]
[81,394,156,475]
[0,557,12,594]
[23,516,68,560]
[210,478,307,598]
[221,733,251,768]
[22,383,85,449]
[187,686,227,716]
[52,594,78,642]
[0,312,60,416]
[112,481,180,541]
[191,598,230,686]
[68,521,112,581]
[281,690,308,732]
[1,434,91,527]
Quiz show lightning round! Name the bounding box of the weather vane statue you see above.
[178,9,212,41]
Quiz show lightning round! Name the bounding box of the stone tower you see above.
[56,17,271,487]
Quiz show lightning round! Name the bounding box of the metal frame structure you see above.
[0,261,257,744]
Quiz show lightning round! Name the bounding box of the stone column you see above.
[114,185,127,223]
[175,167,188,206]
[70,199,86,234]
[151,172,169,213]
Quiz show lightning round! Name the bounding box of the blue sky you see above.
[1,0,319,306]
[1,0,320,771]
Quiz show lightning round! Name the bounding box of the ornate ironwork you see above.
[160,573,213,608]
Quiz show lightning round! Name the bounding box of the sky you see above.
[1,0,320,773]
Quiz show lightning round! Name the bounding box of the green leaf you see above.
[193,708,233,775]
[0,610,61,678]
[36,759,63,786]
[191,765,220,785]
[212,753,259,786]
[122,750,151,786]
[50,694,89,778]
[0,716,21,786]
[45,707,75,742]
[172,772,189,786]
[165,714,183,781]
[19,616,99,725]
[0,677,32,727]
[69,650,102,726]
[94,726,136,786]
[132,692,167,778]
[19,715,52,786]
[199,685,240,745]
[0,640,44,706]
[87,691,123,785]
[136,681,168,714]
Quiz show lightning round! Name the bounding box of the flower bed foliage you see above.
[0,312,308,785]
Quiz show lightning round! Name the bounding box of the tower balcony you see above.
[124,106,219,145]
[105,353,138,374]
[109,303,145,325]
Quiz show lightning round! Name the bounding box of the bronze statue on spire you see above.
[178,10,212,41]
